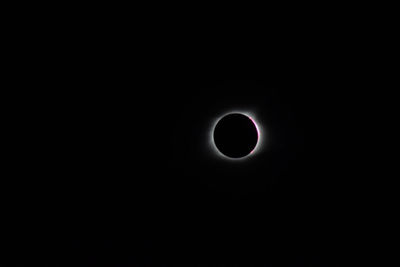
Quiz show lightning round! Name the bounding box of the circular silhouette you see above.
[213,113,259,159]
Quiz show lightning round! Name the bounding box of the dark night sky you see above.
[1,15,372,266]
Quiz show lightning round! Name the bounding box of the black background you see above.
[1,12,371,266]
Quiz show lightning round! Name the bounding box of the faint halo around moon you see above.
[212,112,262,160]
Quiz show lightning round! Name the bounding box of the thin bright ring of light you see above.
[209,111,265,161]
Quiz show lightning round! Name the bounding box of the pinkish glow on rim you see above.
[209,111,266,161]
[248,116,261,154]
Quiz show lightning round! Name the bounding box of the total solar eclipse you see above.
[212,113,261,159]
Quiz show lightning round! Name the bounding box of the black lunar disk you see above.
[213,113,259,159]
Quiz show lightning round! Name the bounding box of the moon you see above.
[210,111,264,160]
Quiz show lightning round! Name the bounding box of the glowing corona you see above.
[209,111,265,161]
